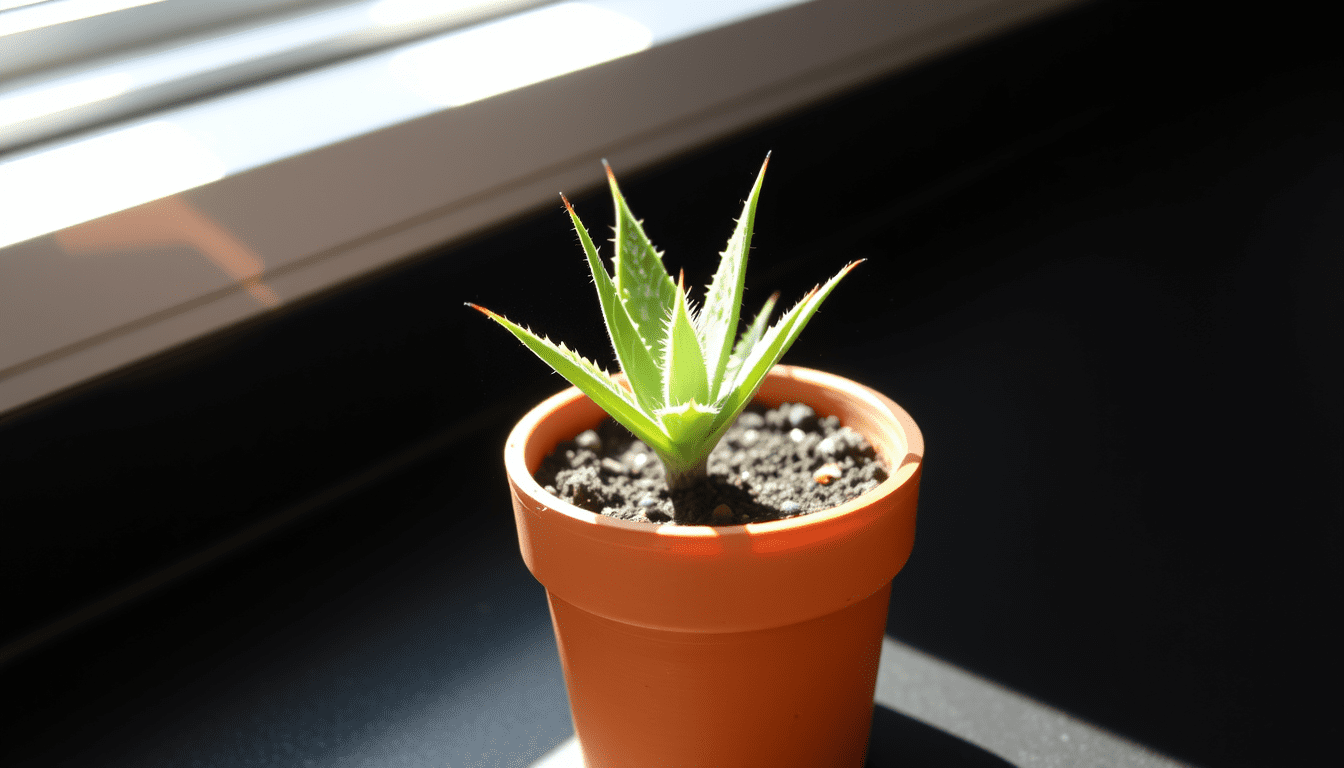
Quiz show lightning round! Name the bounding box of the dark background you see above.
[1,2,1339,766]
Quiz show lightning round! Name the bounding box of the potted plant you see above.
[471,156,923,767]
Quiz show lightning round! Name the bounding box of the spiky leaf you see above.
[662,271,710,407]
[698,154,769,393]
[655,401,719,475]
[466,303,674,457]
[472,156,865,500]
[718,291,779,402]
[606,161,677,355]
[708,259,864,437]
[562,195,662,413]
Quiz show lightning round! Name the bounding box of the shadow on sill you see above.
[866,704,1011,767]
[529,706,1010,767]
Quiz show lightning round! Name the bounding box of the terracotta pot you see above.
[505,365,923,767]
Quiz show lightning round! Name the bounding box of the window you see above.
[1,0,545,153]
[0,0,1080,416]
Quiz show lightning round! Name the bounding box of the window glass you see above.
[0,0,544,152]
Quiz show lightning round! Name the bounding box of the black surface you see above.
[2,435,572,766]
[2,2,1339,766]
[866,706,1012,768]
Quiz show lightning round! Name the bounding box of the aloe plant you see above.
[469,155,860,503]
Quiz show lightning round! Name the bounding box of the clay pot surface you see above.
[505,365,923,767]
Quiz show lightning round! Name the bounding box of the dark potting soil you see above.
[535,403,889,526]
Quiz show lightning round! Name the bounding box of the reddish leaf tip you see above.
[560,193,574,213]
[465,302,499,320]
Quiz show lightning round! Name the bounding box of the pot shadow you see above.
[866,705,1011,768]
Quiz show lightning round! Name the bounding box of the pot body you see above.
[505,366,922,767]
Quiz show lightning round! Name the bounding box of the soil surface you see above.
[535,403,889,526]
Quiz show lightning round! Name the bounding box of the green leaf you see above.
[466,303,673,456]
[606,161,678,360]
[654,401,719,473]
[698,154,769,395]
[473,158,865,506]
[717,291,779,402]
[662,270,710,407]
[708,259,864,437]
[562,195,662,414]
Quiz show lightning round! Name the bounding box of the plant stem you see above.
[665,460,707,491]
[665,459,708,524]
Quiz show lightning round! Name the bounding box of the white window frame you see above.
[0,0,1082,417]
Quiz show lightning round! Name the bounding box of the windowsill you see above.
[0,0,1080,418]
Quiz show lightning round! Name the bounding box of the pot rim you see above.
[505,365,923,539]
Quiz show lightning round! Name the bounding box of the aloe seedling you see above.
[469,155,860,506]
